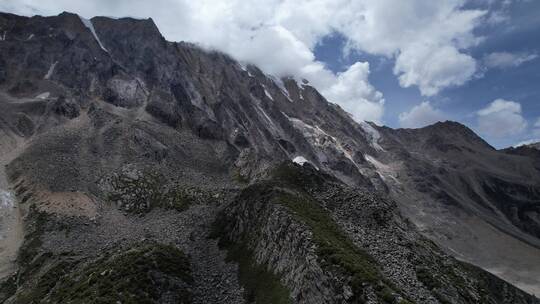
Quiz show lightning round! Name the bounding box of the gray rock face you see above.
[374,121,540,243]
[0,11,379,186]
[373,122,540,294]
[218,193,355,304]
[0,10,539,302]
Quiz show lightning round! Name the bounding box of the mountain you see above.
[504,142,540,158]
[530,143,540,150]
[523,142,540,150]
[374,123,540,295]
[0,11,539,303]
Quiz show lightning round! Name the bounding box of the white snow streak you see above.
[255,105,278,132]
[79,15,108,52]
[238,62,247,72]
[359,121,384,151]
[364,155,388,171]
[35,92,50,99]
[287,116,359,169]
[262,85,274,101]
[0,190,15,209]
[270,76,292,102]
[364,154,400,184]
[44,61,58,80]
[238,63,255,77]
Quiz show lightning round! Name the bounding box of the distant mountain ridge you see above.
[525,142,540,150]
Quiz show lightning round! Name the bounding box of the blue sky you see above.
[314,0,540,148]
[1,0,539,148]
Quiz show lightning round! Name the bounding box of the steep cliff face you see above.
[0,11,380,187]
[0,11,539,303]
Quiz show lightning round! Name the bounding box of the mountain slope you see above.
[214,163,538,303]
[0,11,538,303]
[371,123,540,294]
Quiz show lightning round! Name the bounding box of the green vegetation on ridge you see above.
[214,163,413,303]
[271,163,408,302]
[9,243,193,304]
[221,241,292,304]
[47,243,193,303]
[274,190,406,303]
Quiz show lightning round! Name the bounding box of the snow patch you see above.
[257,106,273,124]
[238,62,254,77]
[264,89,274,101]
[364,154,400,184]
[251,96,279,135]
[238,62,247,72]
[262,85,274,101]
[35,92,50,99]
[27,34,34,40]
[359,121,384,151]
[292,156,308,166]
[256,105,278,132]
[0,31,6,41]
[0,190,15,209]
[287,115,360,169]
[44,61,58,80]
[364,155,388,171]
[292,156,319,170]
[298,84,308,100]
[79,15,108,52]
[288,116,335,147]
[270,76,292,102]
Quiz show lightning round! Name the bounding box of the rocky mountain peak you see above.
[91,15,163,45]
[381,120,493,154]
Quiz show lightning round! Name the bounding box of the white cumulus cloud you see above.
[395,45,477,96]
[332,0,485,96]
[398,101,447,128]
[321,62,385,123]
[533,118,540,137]
[476,99,528,138]
[483,51,538,69]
